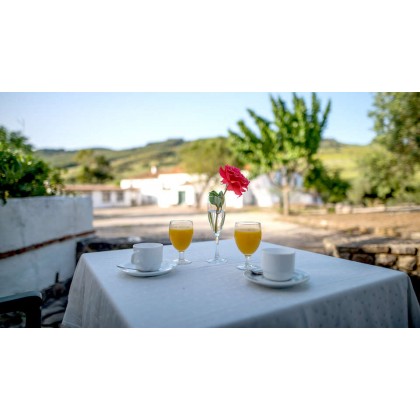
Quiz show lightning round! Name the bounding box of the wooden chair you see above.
[0,291,43,328]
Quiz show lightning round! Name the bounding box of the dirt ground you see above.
[281,209,420,238]
[92,206,420,253]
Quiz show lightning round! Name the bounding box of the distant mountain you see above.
[320,138,345,149]
[319,138,368,150]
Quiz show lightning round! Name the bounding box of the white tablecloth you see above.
[62,240,420,328]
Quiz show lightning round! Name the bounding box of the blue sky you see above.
[0,92,375,150]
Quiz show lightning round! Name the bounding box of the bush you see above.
[304,159,351,204]
[0,126,64,204]
[349,145,420,206]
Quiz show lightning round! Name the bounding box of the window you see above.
[117,191,124,202]
[102,191,111,203]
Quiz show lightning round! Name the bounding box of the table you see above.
[62,240,420,328]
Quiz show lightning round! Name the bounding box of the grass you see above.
[316,144,373,181]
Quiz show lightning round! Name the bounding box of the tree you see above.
[350,145,418,205]
[75,149,114,184]
[0,126,64,204]
[369,92,420,163]
[229,93,331,215]
[179,137,238,208]
[304,159,350,204]
[353,92,420,205]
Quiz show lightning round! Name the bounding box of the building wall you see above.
[69,189,136,208]
[91,190,133,208]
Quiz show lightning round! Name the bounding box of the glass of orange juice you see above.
[234,221,262,270]
[169,220,194,265]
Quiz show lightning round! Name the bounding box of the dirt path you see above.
[93,206,340,253]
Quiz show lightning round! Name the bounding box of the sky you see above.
[0,92,375,151]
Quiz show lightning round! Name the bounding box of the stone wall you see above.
[75,236,211,262]
[324,235,420,299]
[76,236,170,262]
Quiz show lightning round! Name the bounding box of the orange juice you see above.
[169,227,194,251]
[234,228,261,255]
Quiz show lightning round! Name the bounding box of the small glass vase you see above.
[207,200,227,264]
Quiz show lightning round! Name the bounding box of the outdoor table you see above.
[62,240,420,328]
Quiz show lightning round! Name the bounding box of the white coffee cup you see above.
[261,248,295,281]
[131,243,163,271]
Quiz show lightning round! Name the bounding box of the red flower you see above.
[219,165,250,197]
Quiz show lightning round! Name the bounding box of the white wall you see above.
[248,174,279,207]
[90,190,133,208]
[121,176,197,207]
[0,196,94,295]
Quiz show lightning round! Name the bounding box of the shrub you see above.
[0,126,64,204]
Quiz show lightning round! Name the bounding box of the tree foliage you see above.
[229,93,337,214]
[353,92,420,205]
[350,145,418,205]
[369,92,420,162]
[0,126,64,204]
[75,149,114,184]
[179,137,238,208]
[304,160,350,204]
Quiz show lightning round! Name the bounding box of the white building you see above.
[64,184,138,208]
[120,169,196,207]
[120,168,272,208]
[65,169,321,209]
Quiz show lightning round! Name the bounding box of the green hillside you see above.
[35,137,371,184]
[317,139,372,181]
[35,138,186,182]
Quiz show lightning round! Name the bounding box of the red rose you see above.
[219,165,250,197]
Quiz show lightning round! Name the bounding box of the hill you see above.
[35,138,187,182]
[317,138,372,180]
[35,137,371,183]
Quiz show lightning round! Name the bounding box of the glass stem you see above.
[244,255,251,269]
[179,251,185,262]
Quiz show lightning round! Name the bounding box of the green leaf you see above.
[208,190,224,210]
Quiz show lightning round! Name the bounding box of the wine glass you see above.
[234,221,262,270]
[169,220,193,265]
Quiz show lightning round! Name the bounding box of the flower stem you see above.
[214,234,220,260]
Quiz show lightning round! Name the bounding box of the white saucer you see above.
[244,269,310,288]
[117,260,176,277]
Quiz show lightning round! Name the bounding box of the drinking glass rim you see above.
[169,219,193,224]
[234,221,261,226]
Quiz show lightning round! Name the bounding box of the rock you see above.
[42,312,65,327]
[390,245,418,255]
[76,236,171,262]
[352,254,375,265]
[361,244,390,253]
[338,246,362,254]
[42,298,68,318]
[397,256,417,271]
[0,312,25,328]
[37,278,72,328]
[375,253,397,268]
